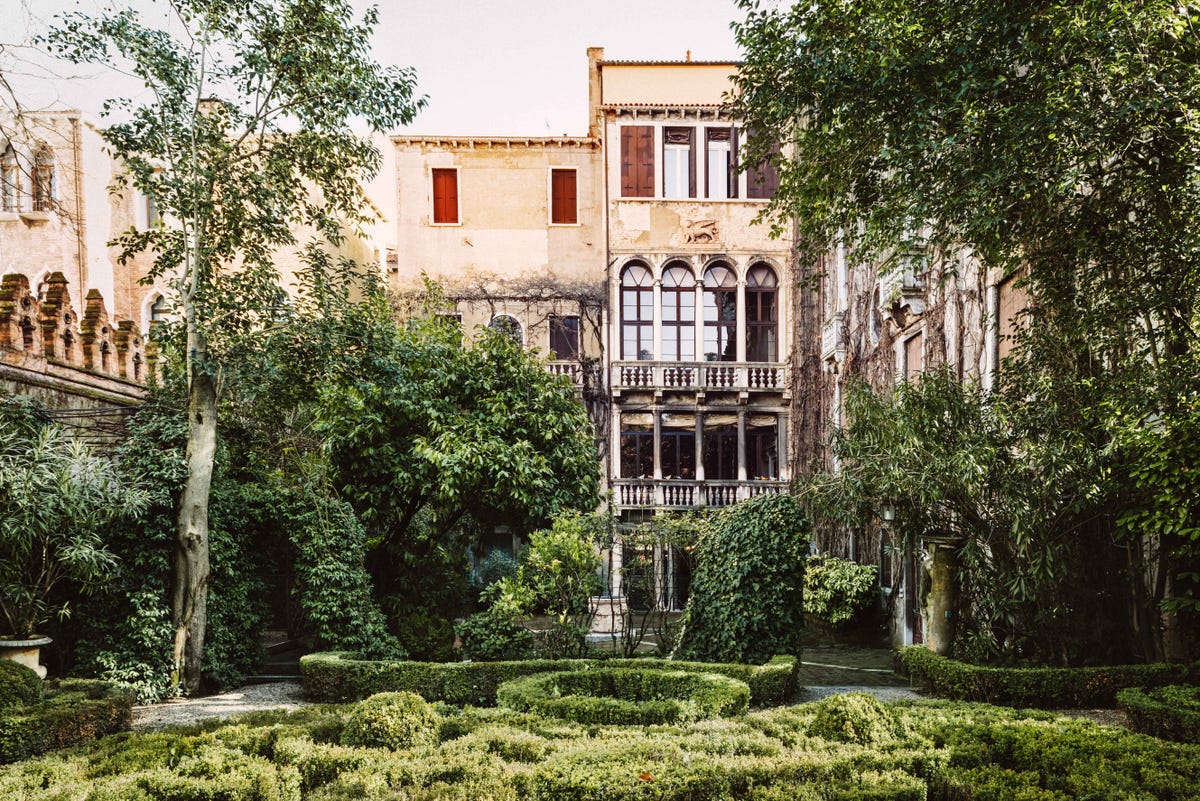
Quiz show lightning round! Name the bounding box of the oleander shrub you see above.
[1117,685,1200,743]
[898,645,1200,707]
[675,494,810,664]
[803,554,879,629]
[301,651,798,707]
[0,678,133,762]
[808,693,902,745]
[341,691,440,750]
[0,661,42,711]
[497,668,750,725]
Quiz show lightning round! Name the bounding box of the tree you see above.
[44,0,423,691]
[732,0,1200,659]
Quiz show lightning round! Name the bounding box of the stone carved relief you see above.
[681,218,719,245]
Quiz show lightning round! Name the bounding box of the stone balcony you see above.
[610,360,789,396]
[612,478,789,510]
[546,360,584,386]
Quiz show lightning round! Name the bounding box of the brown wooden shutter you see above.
[620,127,636,196]
[687,128,696,198]
[635,126,654,197]
[728,126,739,199]
[551,169,577,224]
[747,140,781,199]
[432,168,458,224]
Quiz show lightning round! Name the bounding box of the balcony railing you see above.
[611,361,789,393]
[546,360,585,386]
[613,478,789,510]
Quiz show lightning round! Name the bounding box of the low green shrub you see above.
[0,678,133,762]
[1117,685,1200,743]
[341,691,440,750]
[807,693,902,745]
[301,651,798,707]
[0,660,42,710]
[898,645,1200,707]
[395,612,457,662]
[497,669,750,725]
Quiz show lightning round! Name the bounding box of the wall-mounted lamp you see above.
[881,502,896,522]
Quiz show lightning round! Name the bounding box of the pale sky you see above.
[3,0,746,136]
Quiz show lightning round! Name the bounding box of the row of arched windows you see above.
[620,260,778,362]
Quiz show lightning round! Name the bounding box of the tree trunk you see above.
[172,326,217,694]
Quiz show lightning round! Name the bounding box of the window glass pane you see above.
[707,148,729,199]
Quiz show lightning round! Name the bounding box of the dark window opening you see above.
[621,262,653,360]
[745,419,779,479]
[549,314,580,360]
[746,263,778,362]
[702,423,737,480]
[703,264,737,362]
[620,423,654,479]
[660,430,695,480]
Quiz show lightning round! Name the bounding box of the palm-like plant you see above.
[0,398,148,639]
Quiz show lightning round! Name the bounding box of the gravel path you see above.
[132,682,312,732]
[799,685,924,702]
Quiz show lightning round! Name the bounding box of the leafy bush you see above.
[497,668,750,725]
[808,693,902,745]
[675,494,810,663]
[475,549,518,592]
[0,679,133,763]
[395,612,456,662]
[301,651,798,707]
[899,645,1200,707]
[0,661,42,711]
[803,554,878,629]
[1117,685,1200,743]
[341,691,439,750]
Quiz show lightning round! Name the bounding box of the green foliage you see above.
[475,549,519,593]
[9,690,1200,800]
[0,396,148,638]
[808,693,901,746]
[0,679,133,763]
[497,668,750,725]
[341,692,439,751]
[675,494,810,664]
[519,515,603,618]
[456,580,537,663]
[0,662,42,711]
[733,0,1200,656]
[803,555,879,630]
[899,645,1200,708]
[290,492,403,660]
[1117,685,1200,744]
[394,612,456,663]
[301,651,798,708]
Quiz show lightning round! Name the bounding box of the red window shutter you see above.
[635,126,654,197]
[432,168,458,224]
[551,169,577,224]
[620,127,636,196]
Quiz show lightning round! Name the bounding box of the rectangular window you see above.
[662,127,695,199]
[550,168,577,224]
[702,423,738,480]
[431,168,458,224]
[904,332,923,383]
[661,430,696,480]
[706,127,738,199]
[745,419,779,479]
[1,154,18,213]
[620,125,655,198]
[746,140,780,199]
[620,420,654,479]
[549,315,580,360]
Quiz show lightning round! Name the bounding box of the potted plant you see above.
[0,397,147,677]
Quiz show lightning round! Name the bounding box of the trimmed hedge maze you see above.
[496,668,750,725]
[3,696,1199,799]
[0,676,133,763]
[1118,685,1200,743]
[300,651,798,707]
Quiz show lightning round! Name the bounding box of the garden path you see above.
[132,682,312,732]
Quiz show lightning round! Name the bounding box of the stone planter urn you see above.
[0,636,51,679]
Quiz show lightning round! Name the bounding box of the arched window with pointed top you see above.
[746,263,778,362]
[703,263,737,362]
[32,144,55,212]
[1,143,18,213]
[620,262,653,360]
[660,262,695,361]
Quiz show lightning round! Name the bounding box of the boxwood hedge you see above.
[1117,685,1200,743]
[0,678,133,763]
[6,700,1197,801]
[898,645,1200,708]
[496,668,750,725]
[301,651,797,707]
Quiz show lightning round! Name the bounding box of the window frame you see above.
[548,167,579,226]
[660,263,696,362]
[431,166,461,226]
[31,145,55,213]
[704,127,738,200]
[549,314,580,360]
[1,143,19,213]
[621,262,654,361]
[662,126,695,199]
[489,314,524,346]
[703,264,738,362]
[746,263,778,362]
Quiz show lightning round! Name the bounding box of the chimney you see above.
[587,47,605,139]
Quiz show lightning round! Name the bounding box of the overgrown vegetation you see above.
[803,554,878,631]
[675,494,809,663]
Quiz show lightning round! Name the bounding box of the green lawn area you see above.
[1,692,1198,800]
